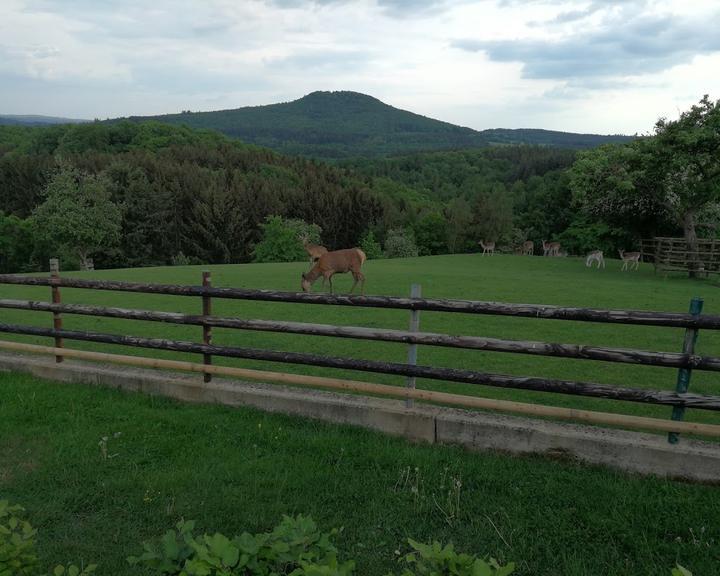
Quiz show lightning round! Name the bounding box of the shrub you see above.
[128,514,354,575]
[413,213,448,256]
[253,216,323,263]
[385,228,418,259]
[359,229,383,259]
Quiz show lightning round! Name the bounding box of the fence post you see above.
[668,296,704,444]
[202,271,212,383]
[49,258,63,363]
[405,284,421,408]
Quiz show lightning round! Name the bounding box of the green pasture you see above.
[1,253,719,428]
[1,372,719,575]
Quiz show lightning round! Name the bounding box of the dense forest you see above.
[118,91,634,160]
[3,103,713,275]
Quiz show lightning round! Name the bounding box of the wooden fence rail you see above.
[2,321,720,411]
[1,275,719,329]
[1,298,720,372]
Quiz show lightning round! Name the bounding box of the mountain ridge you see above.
[117,91,633,159]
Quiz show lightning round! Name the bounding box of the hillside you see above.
[0,114,90,126]
[119,91,633,159]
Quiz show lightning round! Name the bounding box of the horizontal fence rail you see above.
[2,322,720,411]
[1,275,720,329]
[2,298,720,372]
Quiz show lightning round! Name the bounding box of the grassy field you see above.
[1,253,719,426]
[2,371,719,575]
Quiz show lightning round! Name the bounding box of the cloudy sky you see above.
[1,0,719,134]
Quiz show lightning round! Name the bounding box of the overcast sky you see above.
[2,0,719,134]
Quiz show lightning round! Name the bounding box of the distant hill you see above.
[0,114,90,126]
[117,91,634,159]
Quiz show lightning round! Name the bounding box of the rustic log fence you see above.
[641,237,720,276]
[1,264,720,443]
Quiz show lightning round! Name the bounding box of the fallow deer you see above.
[619,249,641,271]
[479,240,495,256]
[586,250,605,268]
[521,240,534,256]
[301,248,367,294]
[542,240,561,257]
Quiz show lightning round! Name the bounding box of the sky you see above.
[1,0,719,134]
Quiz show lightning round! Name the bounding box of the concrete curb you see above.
[2,351,719,482]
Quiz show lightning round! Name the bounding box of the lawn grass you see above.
[1,254,719,427]
[1,371,719,575]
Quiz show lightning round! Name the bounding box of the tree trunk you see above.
[683,210,700,278]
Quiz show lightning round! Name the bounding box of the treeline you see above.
[2,113,704,274]
[0,122,387,271]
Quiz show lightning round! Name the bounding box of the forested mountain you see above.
[118,91,633,159]
[0,114,90,126]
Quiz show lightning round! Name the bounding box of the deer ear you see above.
[301,272,307,279]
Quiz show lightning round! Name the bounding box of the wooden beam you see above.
[2,299,720,371]
[2,339,720,438]
[2,322,720,410]
[1,275,719,329]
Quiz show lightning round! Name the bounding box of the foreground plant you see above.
[128,514,354,575]
[389,539,515,576]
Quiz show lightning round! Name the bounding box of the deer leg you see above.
[325,272,333,293]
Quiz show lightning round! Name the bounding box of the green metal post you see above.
[668,296,704,444]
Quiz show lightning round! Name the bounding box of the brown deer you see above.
[301,248,367,294]
[478,240,495,256]
[542,240,560,257]
[299,233,328,263]
[619,249,641,271]
[521,240,534,256]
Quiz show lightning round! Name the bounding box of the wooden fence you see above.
[641,237,720,276]
[1,266,720,444]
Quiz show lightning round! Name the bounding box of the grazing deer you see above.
[585,250,605,268]
[301,248,367,294]
[299,233,328,263]
[479,240,495,256]
[542,240,561,257]
[521,240,534,256]
[619,249,641,271]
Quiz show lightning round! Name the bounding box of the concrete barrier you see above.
[2,351,719,482]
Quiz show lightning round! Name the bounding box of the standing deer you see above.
[479,240,495,256]
[299,233,328,263]
[521,240,534,256]
[301,248,367,294]
[619,249,641,271]
[585,250,605,268]
[542,240,561,257]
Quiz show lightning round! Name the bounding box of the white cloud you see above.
[0,0,718,134]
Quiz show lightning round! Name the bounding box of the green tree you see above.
[253,215,322,263]
[0,212,34,273]
[413,212,448,255]
[470,184,514,245]
[359,229,383,259]
[31,165,122,269]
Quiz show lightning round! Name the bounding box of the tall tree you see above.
[32,165,122,269]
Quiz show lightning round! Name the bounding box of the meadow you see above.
[1,253,720,574]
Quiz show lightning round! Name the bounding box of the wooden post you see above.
[49,258,63,363]
[405,284,421,407]
[668,296,704,444]
[202,271,212,383]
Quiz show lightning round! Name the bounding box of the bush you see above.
[128,514,354,575]
[385,228,418,259]
[413,213,448,256]
[359,229,383,259]
[253,216,323,263]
